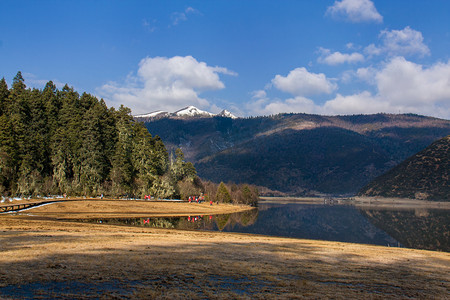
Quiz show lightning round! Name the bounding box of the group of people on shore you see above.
[188,195,213,206]
[188,195,204,203]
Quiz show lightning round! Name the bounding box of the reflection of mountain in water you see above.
[71,204,449,251]
[220,204,399,247]
[360,209,450,252]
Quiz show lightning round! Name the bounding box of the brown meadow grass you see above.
[0,200,449,299]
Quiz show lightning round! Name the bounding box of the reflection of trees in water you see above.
[236,209,259,226]
[360,209,450,252]
[76,210,259,232]
[140,218,178,229]
[81,217,181,229]
[216,209,259,231]
[215,214,230,231]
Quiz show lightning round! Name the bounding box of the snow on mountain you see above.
[134,110,169,118]
[174,106,215,117]
[217,109,237,119]
[134,106,237,119]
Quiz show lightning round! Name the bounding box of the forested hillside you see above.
[0,72,196,198]
[141,113,450,195]
[359,135,450,201]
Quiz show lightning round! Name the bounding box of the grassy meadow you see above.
[0,200,449,299]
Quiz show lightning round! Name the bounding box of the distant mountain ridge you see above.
[359,135,450,201]
[134,106,237,120]
[140,112,450,195]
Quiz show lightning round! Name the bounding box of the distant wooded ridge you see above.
[141,112,450,196]
[359,135,450,201]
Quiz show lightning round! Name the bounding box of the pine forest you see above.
[0,72,198,199]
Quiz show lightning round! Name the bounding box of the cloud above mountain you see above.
[365,27,430,58]
[326,0,383,23]
[171,7,201,26]
[271,67,337,96]
[318,48,365,65]
[98,55,236,114]
[249,57,450,118]
[94,4,448,120]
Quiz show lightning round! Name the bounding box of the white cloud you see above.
[251,89,267,100]
[346,43,358,50]
[98,55,236,114]
[246,96,318,116]
[272,67,337,96]
[324,57,450,117]
[365,26,430,58]
[376,57,450,105]
[323,91,388,115]
[326,0,383,23]
[318,47,365,65]
[263,97,318,115]
[356,66,377,84]
[364,43,382,56]
[247,58,450,119]
[171,7,200,26]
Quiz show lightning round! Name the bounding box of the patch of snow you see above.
[174,106,215,117]
[217,109,237,119]
[134,111,169,118]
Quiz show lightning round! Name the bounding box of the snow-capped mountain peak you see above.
[174,106,215,117]
[217,109,237,119]
[134,110,169,118]
[134,106,237,119]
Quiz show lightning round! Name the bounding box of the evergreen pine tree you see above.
[0,115,16,194]
[79,105,108,195]
[110,105,135,196]
[216,182,232,203]
[0,78,9,115]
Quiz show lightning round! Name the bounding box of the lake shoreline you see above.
[261,196,450,209]
[1,199,254,219]
[0,200,449,298]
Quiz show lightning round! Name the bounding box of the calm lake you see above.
[75,199,450,252]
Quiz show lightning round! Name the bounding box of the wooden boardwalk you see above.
[0,200,61,213]
[0,198,187,214]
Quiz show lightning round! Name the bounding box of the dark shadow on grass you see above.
[0,231,90,252]
[0,233,449,299]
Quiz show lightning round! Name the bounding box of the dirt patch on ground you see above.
[0,201,449,299]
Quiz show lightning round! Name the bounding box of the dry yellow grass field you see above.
[0,200,449,299]
[10,199,251,219]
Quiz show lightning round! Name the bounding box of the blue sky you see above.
[1,0,450,118]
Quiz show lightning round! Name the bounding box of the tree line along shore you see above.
[0,72,258,206]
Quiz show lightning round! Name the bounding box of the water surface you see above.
[74,200,449,252]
